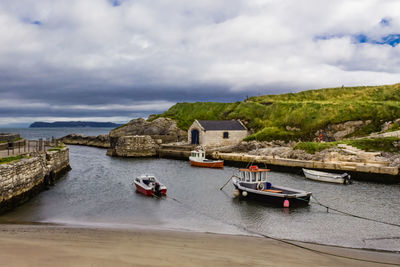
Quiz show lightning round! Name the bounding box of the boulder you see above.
[109,118,187,145]
[315,120,371,141]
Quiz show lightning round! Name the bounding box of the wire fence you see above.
[0,138,60,158]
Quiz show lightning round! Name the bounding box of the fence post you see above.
[39,138,43,152]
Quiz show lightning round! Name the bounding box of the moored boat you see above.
[302,168,351,184]
[232,165,311,207]
[189,149,224,168]
[134,175,167,196]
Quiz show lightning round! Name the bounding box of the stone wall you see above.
[106,135,158,157]
[0,147,70,213]
[201,130,248,147]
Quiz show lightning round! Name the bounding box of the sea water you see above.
[0,128,399,252]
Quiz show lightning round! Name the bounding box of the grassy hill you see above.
[153,83,400,141]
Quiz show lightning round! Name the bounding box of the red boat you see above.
[134,175,167,196]
[189,149,223,168]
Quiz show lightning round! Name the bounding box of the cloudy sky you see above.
[0,0,399,127]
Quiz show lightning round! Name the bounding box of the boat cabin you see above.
[190,150,205,159]
[238,166,270,183]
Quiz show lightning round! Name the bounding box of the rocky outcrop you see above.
[315,120,372,141]
[60,134,110,148]
[109,118,187,145]
[106,135,158,157]
[381,118,400,132]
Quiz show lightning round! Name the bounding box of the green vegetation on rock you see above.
[294,142,337,154]
[0,155,25,164]
[47,144,66,152]
[295,137,400,154]
[157,83,400,141]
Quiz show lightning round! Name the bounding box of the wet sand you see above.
[0,224,399,266]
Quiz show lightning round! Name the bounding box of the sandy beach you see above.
[0,224,398,267]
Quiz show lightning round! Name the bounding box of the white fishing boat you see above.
[302,168,351,184]
[232,165,312,207]
[189,149,224,168]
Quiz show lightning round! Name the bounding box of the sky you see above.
[0,0,400,127]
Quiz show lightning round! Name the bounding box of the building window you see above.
[223,132,229,139]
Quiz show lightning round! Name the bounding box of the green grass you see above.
[0,155,25,164]
[344,137,400,152]
[0,137,23,144]
[47,144,66,152]
[155,83,400,141]
[294,137,400,154]
[294,142,338,154]
[388,122,400,132]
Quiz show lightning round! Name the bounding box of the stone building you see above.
[188,120,248,146]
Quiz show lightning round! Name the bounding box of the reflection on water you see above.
[1,145,399,252]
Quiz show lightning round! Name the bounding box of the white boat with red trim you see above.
[134,175,167,196]
[232,165,311,207]
[189,149,224,168]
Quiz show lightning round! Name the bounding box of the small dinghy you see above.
[302,168,352,184]
[189,149,224,168]
[232,165,311,207]
[134,175,167,196]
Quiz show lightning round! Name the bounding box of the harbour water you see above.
[1,128,400,252]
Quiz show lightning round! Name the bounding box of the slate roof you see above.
[197,120,247,131]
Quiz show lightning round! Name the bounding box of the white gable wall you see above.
[188,120,248,146]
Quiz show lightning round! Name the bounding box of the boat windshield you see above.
[252,172,257,182]
[239,170,268,182]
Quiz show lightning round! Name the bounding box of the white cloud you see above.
[0,0,399,124]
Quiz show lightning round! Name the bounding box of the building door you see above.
[191,129,199,144]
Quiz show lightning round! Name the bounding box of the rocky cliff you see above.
[60,134,110,148]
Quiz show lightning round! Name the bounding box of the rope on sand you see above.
[166,195,400,266]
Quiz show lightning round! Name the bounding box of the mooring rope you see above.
[309,195,400,228]
[164,194,400,266]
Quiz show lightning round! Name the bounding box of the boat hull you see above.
[134,182,167,196]
[233,179,311,207]
[190,160,224,168]
[236,188,311,207]
[303,168,350,184]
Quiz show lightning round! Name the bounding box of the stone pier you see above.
[0,147,71,213]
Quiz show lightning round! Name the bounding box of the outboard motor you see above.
[343,174,352,185]
[154,182,161,196]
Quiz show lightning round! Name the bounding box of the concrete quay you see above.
[212,152,399,182]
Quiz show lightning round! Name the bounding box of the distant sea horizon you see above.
[0,127,114,140]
